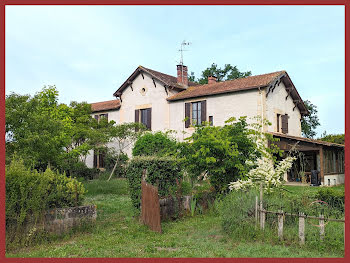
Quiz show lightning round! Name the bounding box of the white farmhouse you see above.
[87,65,344,186]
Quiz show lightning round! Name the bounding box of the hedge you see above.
[126,156,183,210]
[6,158,86,231]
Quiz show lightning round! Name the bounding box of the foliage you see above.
[6,157,86,233]
[188,63,252,85]
[132,131,178,157]
[7,180,344,258]
[106,122,146,181]
[5,86,113,171]
[218,190,258,240]
[126,156,183,210]
[301,100,320,139]
[179,116,281,193]
[104,150,129,178]
[229,156,296,193]
[315,187,344,212]
[66,161,99,180]
[318,132,344,145]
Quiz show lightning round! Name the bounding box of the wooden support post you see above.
[320,214,325,241]
[319,146,324,185]
[278,210,283,240]
[299,212,305,245]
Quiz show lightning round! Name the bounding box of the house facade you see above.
[87,64,344,186]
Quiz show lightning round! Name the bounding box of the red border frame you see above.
[0,1,348,262]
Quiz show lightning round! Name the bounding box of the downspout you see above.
[258,87,264,132]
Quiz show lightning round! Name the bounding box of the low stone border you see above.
[43,205,97,234]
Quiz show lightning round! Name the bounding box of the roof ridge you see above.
[90,99,119,104]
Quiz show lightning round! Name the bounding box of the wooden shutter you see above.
[105,113,108,122]
[135,110,140,123]
[147,108,152,130]
[281,114,289,134]
[93,151,97,168]
[201,100,207,125]
[99,152,105,168]
[94,115,99,121]
[185,103,191,128]
[135,109,140,131]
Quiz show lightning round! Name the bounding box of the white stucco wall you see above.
[168,89,262,141]
[324,174,345,186]
[265,81,302,136]
[86,109,120,168]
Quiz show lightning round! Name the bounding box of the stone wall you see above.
[159,196,191,221]
[42,205,97,234]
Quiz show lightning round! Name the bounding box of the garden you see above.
[5,87,345,258]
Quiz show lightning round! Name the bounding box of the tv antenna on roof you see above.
[178,40,191,66]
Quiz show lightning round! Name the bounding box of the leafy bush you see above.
[104,151,129,178]
[6,157,86,231]
[126,156,183,209]
[67,161,99,179]
[132,131,177,157]
[218,190,258,240]
[315,187,344,212]
[179,117,278,193]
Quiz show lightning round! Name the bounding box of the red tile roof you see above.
[113,65,198,96]
[269,132,344,148]
[167,71,286,101]
[90,99,120,112]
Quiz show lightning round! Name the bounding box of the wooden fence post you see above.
[278,210,283,240]
[260,209,265,230]
[299,212,305,245]
[320,214,325,241]
[259,184,264,230]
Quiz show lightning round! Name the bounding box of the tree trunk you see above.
[107,154,120,181]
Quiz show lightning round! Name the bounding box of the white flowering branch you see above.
[229,156,296,193]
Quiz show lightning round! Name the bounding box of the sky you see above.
[5,5,345,137]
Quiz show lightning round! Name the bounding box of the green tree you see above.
[107,122,147,181]
[319,132,344,144]
[301,100,320,139]
[188,63,252,84]
[178,117,280,193]
[5,86,112,172]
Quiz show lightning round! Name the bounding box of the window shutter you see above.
[105,113,108,122]
[201,100,207,125]
[185,103,190,128]
[135,109,140,131]
[94,115,99,121]
[281,114,289,134]
[99,152,105,168]
[135,109,140,123]
[147,108,152,130]
[93,151,97,168]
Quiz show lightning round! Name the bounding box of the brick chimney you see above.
[208,76,217,84]
[177,64,188,86]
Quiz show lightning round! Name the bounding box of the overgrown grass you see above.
[6,180,344,258]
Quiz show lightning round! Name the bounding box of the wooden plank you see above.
[141,181,161,233]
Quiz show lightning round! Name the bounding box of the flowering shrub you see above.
[228,156,296,193]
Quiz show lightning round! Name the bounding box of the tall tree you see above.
[188,63,252,84]
[318,132,344,145]
[301,100,320,139]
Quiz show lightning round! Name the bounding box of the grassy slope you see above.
[7,179,344,258]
